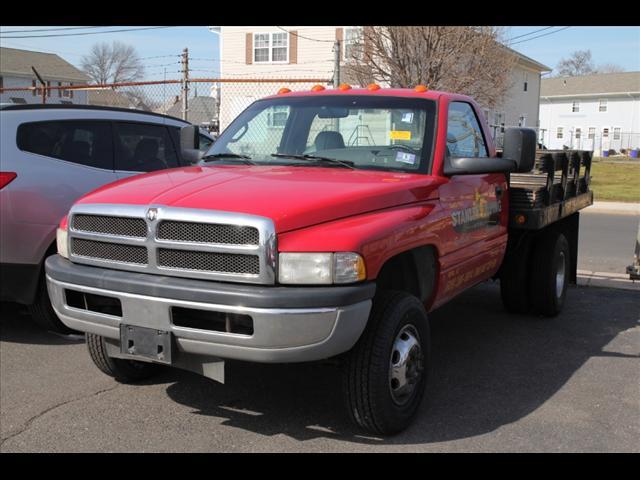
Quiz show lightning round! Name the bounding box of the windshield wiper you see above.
[202,153,256,165]
[271,153,355,169]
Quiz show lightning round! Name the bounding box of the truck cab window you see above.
[446,102,488,158]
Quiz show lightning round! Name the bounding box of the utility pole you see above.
[333,39,341,88]
[181,47,189,121]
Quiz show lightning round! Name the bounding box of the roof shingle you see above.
[541,71,640,97]
[0,47,89,83]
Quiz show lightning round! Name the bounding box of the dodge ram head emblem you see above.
[146,208,158,221]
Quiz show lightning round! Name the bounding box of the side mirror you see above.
[443,156,516,176]
[180,125,203,164]
[503,127,536,173]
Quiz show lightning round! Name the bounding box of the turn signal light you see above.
[0,172,17,190]
[277,87,291,95]
[367,83,381,91]
[414,84,429,92]
[338,83,351,91]
[311,84,325,92]
[515,214,526,225]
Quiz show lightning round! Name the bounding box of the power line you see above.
[139,54,181,60]
[0,26,98,34]
[505,26,554,43]
[510,27,571,46]
[275,26,334,43]
[0,26,176,39]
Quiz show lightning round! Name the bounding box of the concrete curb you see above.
[577,270,640,291]
[584,202,640,216]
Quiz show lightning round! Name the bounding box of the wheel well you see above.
[375,246,438,304]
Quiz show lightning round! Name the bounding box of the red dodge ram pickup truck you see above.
[45,85,593,434]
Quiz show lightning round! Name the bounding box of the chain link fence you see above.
[0,77,331,135]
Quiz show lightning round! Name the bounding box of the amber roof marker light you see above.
[414,85,429,92]
[338,83,352,91]
[311,84,326,92]
[277,87,291,95]
[367,83,381,91]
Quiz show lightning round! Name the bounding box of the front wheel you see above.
[86,333,163,383]
[28,272,76,334]
[343,291,430,435]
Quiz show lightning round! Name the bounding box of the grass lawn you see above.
[589,159,640,202]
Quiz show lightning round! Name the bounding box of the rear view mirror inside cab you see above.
[317,107,350,119]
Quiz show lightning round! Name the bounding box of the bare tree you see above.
[596,63,625,74]
[555,50,595,77]
[343,26,517,109]
[81,41,145,85]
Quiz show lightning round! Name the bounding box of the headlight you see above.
[278,252,366,285]
[56,227,69,259]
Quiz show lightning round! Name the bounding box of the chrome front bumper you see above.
[45,256,373,364]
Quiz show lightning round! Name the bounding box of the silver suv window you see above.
[114,122,179,172]
[16,120,114,170]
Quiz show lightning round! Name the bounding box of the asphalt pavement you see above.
[579,209,639,274]
[1,281,638,453]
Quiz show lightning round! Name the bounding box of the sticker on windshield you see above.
[390,130,411,140]
[401,112,414,123]
[395,151,416,165]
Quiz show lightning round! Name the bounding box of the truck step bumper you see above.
[45,256,373,363]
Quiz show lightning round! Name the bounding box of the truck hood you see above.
[77,165,444,233]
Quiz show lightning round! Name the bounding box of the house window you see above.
[572,101,580,113]
[268,105,290,128]
[599,99,607,112]
[613,127,621,140]
[344,27,363,60]
[556,127,563,139]
[575,128,581,139]
[588,127,595,139]
[603,128,609,138]
[254,32,288,63]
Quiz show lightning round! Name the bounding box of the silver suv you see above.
[0,104,213,333]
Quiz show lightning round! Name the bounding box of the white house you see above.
[218,26,551,138]
[539,71,640,152]
[0,47,89,105]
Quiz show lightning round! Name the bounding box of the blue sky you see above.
[1,26,638,81]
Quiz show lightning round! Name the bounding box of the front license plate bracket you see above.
[120,324,173,364]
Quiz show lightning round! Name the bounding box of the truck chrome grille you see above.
[158,249,259,275]
[157,221,259,245]
[72,214,147,238]
[71,238,148,265]
[66,205,276,284]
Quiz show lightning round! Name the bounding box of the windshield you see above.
[205,95,437,173]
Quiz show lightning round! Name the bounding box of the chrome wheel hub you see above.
[556,251,566,298]
[389,324,424,406]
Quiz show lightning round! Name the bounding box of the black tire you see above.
[86,333,162,383]
[530,231,570,317]
[28,272,75,334]
[500,237,532,314]
[343,291,430,435]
